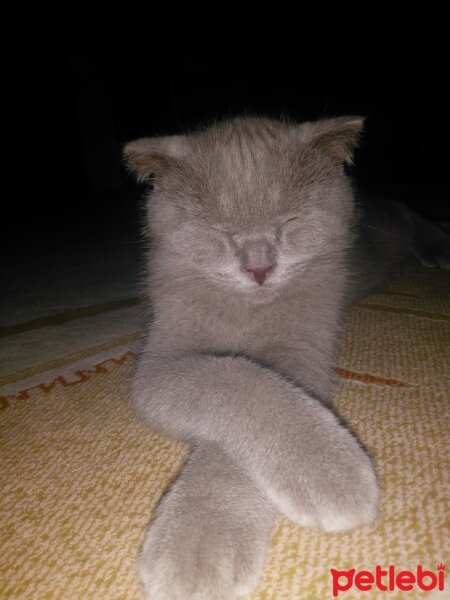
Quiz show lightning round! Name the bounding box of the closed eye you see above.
[276,215,301,242]
[211,225,236,236]
[280,216,300,227]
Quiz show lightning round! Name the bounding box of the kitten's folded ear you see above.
[123,135,190,182]
[298,116,365,165]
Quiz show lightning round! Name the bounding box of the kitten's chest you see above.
[152,289,297,356]
[172,297,257,353]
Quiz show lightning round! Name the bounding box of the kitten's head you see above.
[124,116,363,303]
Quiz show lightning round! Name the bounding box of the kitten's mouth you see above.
[241,282,280,304]
[213,272,282,303]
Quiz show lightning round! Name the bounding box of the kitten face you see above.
[125,117,363,302]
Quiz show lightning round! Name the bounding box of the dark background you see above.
[5,7,449,256]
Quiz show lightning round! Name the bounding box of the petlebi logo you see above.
[330,564,445,597]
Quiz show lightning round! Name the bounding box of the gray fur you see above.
[124,116,449,599]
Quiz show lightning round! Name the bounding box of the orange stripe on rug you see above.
[336,366,411,387]
[0,351,136,411]
[0,332,141,386]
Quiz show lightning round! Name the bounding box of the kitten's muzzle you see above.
[241,239,275,285]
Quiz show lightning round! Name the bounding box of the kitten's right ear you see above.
[298,116,365,166]
[123,135,190,182]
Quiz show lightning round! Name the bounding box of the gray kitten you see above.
[124,116,449,600]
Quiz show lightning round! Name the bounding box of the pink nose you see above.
[246,266,272,285]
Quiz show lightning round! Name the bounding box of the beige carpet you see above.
[1,265,449,599]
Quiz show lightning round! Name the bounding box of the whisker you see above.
[360,224,390,235]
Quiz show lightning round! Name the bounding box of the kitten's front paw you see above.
[140,500,268,600]
[140,519,264,600]
[313,446,380,533]
[139,446,274,600]
[264,406,380,533]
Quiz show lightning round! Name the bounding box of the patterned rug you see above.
[1,264,449,599]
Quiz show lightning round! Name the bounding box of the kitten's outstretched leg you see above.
[139,443,276,600]
[133,353,379,533]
